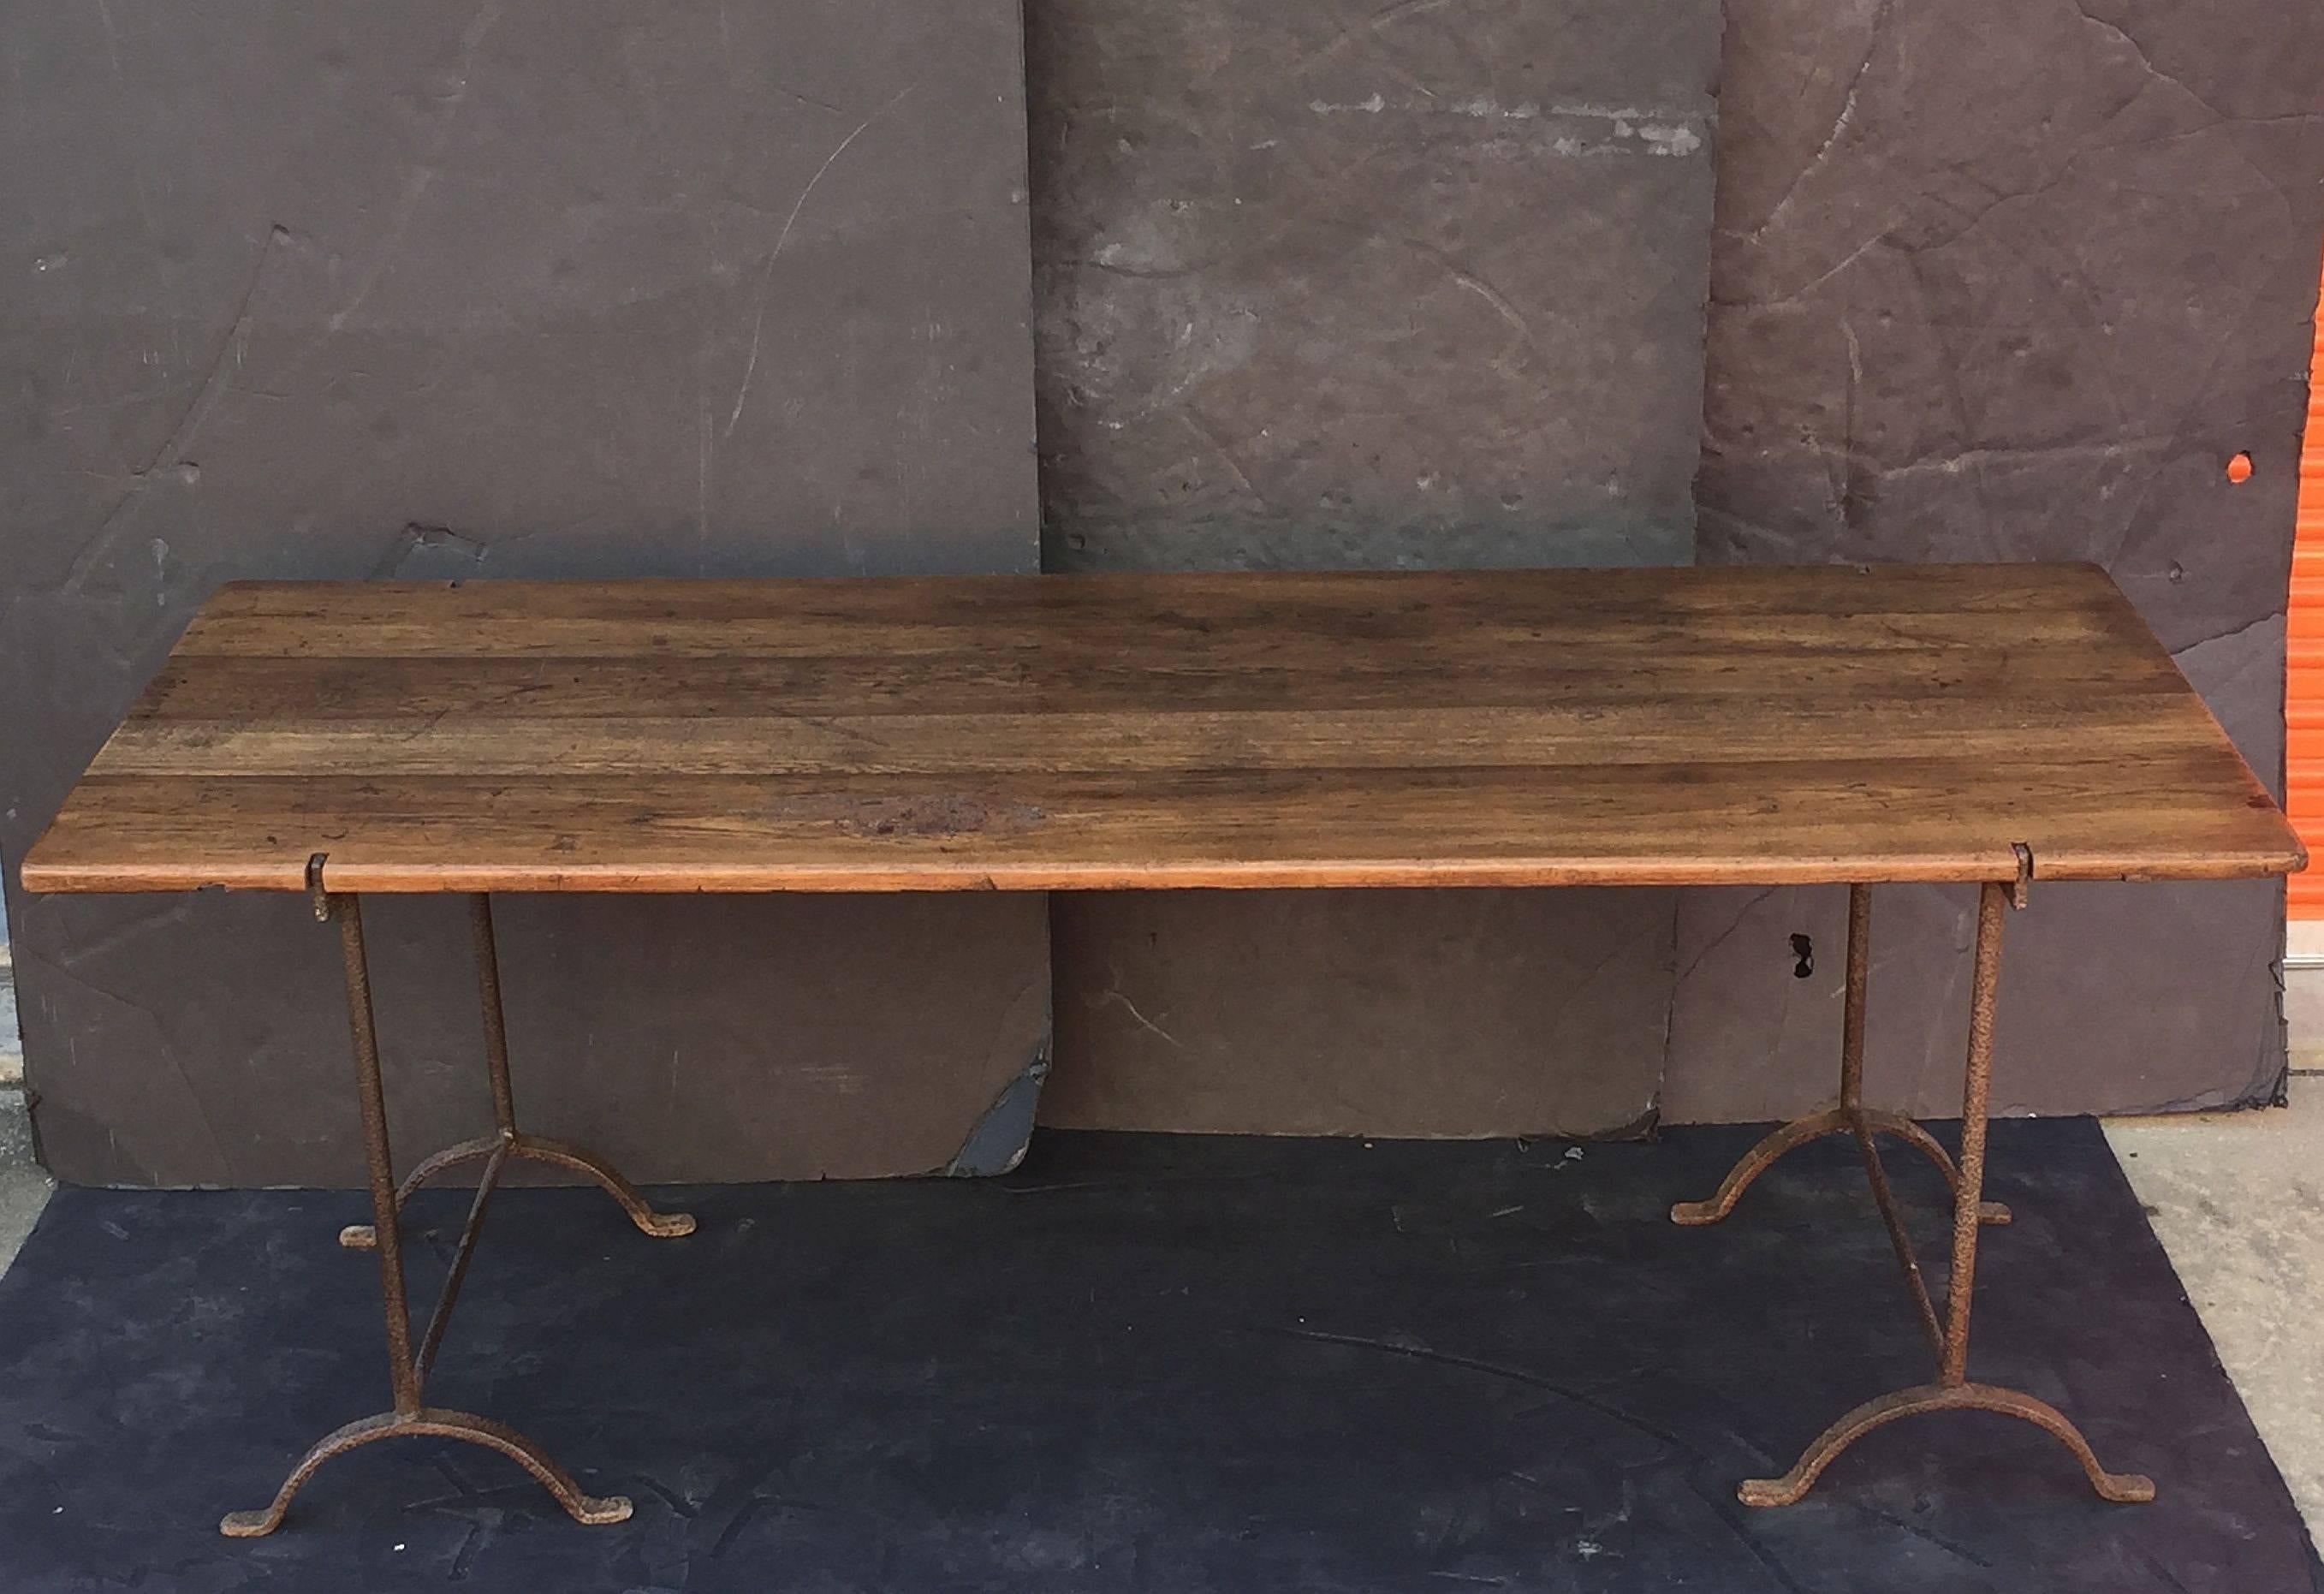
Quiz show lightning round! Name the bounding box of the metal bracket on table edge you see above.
[2010,842,2032,910]
[306,853,331,919]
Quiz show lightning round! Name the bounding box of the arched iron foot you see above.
[1671,1109,1848,1225]
[1736,1381,2156,1507]
[342,1131,693,1248]
[218,1407,633,1537]
[1670,1106,2009,1226]
[340,1133,504,1247]
[518,1133,697,1239]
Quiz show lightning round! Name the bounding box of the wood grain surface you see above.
[21,563,2303,895]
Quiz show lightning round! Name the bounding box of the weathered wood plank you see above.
[90,699,2237,779]
[21,564,2303,895]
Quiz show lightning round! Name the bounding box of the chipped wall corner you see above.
[945,1034,1054,1177]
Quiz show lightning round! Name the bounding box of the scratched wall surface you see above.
[1027,0,1721,1136]
[1030,0,1716,574]
[1664,0,2324,1120]
[0,3,1049,1184]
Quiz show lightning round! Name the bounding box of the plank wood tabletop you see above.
[20,562,2303,895]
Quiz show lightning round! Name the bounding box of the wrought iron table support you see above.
[221,871,694,1537]
[1673,873,2156,1507]
[1670,884,2010,1235]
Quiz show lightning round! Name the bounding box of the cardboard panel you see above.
[1669,0,2324,1119]
[1031,0,1721,1136]
[1042,889,1669,1138]
[1,2,1046,1183]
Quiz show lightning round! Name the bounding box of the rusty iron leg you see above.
[224,877,638,1537]
[1670,884,2010,1228]
[341,894,694,1250]
[1737,879,2156,1507]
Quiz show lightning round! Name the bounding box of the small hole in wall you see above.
[2226,451,2254,483]
[1790,933,1814,979]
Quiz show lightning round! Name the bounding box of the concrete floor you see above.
[0,1088,45,1278]
[0,946,18,1087]
[2107,1077,2324,1532]
[0,944,39,1276]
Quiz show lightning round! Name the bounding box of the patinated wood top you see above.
[21,563,2302,895]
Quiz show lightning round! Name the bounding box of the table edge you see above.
[19,847,2307,895]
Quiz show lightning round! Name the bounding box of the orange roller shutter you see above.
[2289,262,2324,915]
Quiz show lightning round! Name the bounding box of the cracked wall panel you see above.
[3,0,1045,1185]
[1040,889,1671,1139]
[1711,0,2313,303]
[1677,0,2324,1121]
[1706,150,2303,560]
[52,271,1036,588]
[1031,0,1720,571]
